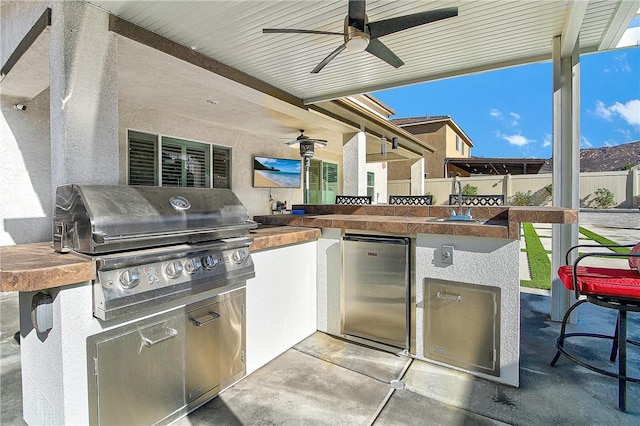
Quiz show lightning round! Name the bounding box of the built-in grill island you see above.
[53,184,256,425]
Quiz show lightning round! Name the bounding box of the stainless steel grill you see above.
[53,184,256,320]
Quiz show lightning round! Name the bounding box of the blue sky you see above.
[374,45,640,159]
[256,156,301,173]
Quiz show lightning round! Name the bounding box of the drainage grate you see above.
[389,379,405,390]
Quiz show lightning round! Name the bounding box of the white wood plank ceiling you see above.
[88,0,638,104]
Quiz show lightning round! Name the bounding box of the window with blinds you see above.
[321,161,339,204]
[128,131,158,186]
[127,130,231,189]
[212,146,230,189]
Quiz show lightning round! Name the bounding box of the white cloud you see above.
[595,100,613,120]
[581,136,593,148]
[501,133,530,146]
[609,100,640,126]
[603,53,631,73]
[616,54,632,72]
[594,99,640,127]
[489,108,502,119]
[542,134,552,147]
[508,112,520,126]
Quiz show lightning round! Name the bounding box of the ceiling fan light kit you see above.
[263,0,458,73]
[345,33,370,52]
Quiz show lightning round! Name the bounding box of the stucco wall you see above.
[0,0,50,67]
[415,234,520,387]
[119,100,309,217]
[0,1,54,245]
[365,161,388,204]
[0,90,52,245]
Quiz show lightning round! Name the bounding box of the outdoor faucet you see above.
[449,175,472,220]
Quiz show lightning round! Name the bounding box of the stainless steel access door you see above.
[342,234,410,350]
[92,314,186,425]
[425,279,500,376]
[185,288,245,406]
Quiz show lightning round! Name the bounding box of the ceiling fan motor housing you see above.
[344,16,370,51]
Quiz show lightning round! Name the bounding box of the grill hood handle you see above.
[92,221,258,244]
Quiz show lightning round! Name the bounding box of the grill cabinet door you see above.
[185,289,245,403]
[424,279,500,376]
[94,315,185,425]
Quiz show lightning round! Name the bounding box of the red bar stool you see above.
[550,242,640,411]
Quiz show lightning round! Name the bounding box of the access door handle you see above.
[140,326,178,347]
[436,291,462,302]
[189,311,220,327]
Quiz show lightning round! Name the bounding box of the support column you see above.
[629,166,639,208]
[342,131,367,195]
[410,158,425,195]
[503,173,512,202]
[49,1,119,201]
[550,36,580,322]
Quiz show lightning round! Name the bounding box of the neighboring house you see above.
[390,116,474,178]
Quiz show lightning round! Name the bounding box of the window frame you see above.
[367,171,375,198]
[126,129,232,189]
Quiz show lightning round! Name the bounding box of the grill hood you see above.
[54,185,256,254]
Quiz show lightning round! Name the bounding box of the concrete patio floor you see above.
[2,290,639,425]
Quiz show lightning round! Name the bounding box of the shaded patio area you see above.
[1,291,638,425]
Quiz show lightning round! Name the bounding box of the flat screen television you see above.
[253,156,302,188]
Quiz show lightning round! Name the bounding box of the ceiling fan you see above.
[263,0,458,73]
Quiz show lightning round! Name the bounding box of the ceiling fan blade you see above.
[365,39,404,68]
[348,0,366,31]
[367,7,458,39]
[311,44,347,74]
[263,28,346,36]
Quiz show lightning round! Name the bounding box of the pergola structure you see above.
[445,157,547,176]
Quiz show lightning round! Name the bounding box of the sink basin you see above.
[427,217,485,224]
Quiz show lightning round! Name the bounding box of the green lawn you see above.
[520,223,551,290]
[519,223,630,289]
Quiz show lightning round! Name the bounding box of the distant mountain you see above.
[539,140,640,173]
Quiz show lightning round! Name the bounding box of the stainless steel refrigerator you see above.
[342,234,410,351]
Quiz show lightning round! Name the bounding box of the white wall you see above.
[389,169,638,208]
[415,234,520,387]
[0,91,52,245]
[0,1,50,67]
[246,242,317,374]
[366,161,388,204]
[119,101,307,217]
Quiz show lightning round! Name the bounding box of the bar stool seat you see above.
[550,243,640,411]
[557,266,640,299]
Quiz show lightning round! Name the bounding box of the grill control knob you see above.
[119,268,140,289]
[232,249,249,264]
[184,257,202,274]
[165,261,184,279]
[202,255,219,270]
